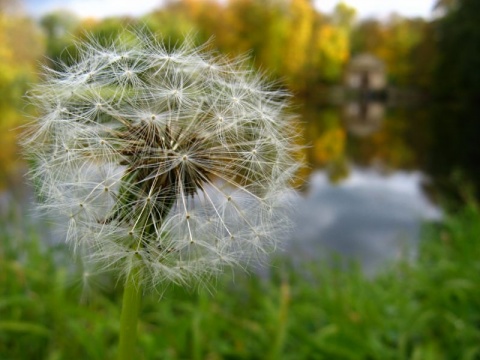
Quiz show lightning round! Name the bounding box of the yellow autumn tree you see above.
[280,0,350,90]
[281,0,315,83]
[0,5,44,188]
[311,23,349,83]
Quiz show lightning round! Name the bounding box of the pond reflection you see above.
[288,168,441,274]
[296,99,446,270]
[343,101,384,137]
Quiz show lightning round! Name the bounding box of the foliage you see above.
[425,0,480,199]
[433,0,480,102]
[0,8,43,189]
[0,12,43,103]
[1,200,479,359]
[426,102,480,203]
[39,10,79,67]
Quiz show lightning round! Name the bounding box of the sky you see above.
[315,0,437,19]
[24,0,164,19]
[24,0,437,20]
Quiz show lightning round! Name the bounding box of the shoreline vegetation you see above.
[1,202,479,359]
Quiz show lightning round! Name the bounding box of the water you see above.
[280,100,446,270]
[287,168,441,274]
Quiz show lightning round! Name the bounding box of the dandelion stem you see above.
[118,262,143,360]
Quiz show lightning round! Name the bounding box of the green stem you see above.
[118,263,143,360]
[268,281,290,360]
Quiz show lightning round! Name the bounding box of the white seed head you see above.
[23,30,301,289]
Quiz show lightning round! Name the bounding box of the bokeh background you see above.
[1,0,479,359]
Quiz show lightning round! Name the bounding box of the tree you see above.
[39,10,79,66]
[0,3,44,187]
[434,0,480,102]
[426,0,480,200]
[332,1,356,32]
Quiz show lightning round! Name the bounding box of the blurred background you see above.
[1,0,479,359]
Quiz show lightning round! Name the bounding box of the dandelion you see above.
[23,30,301,358]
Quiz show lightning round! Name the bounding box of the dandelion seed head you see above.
[23,30,301,289]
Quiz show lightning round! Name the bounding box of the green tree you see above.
[427,0,480,200]
[434,0,480,102]
[332,1,356,33]
[39,10,79,67]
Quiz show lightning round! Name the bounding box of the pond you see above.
[283,100,443,272]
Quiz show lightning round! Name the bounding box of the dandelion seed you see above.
[23,30,301,290]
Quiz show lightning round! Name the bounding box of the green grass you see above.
[1,203,479,359]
